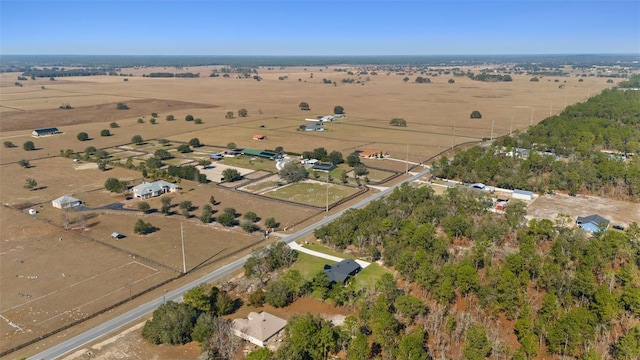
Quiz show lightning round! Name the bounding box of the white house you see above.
[132,180,179,199]
[52,195,82,209]
[232,312,287,347]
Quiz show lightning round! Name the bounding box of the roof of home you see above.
[132,180,178,194]
[52,195,80,204]
[232,312,287,343]
[576,214,610,227]
[312,162,336,172]
[324,259,361,284]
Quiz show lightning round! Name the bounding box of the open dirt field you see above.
[1,66,613,167]
[527,193,640,227]
[0,206,178,351]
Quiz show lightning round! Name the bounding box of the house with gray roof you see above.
[576,214,610,232]
[132,180,179,199]
[324,259,361,285]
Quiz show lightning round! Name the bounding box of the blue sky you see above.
[1,0,638,55]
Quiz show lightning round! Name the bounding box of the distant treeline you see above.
[143,72,200,78]
[21,68,109,77]
[2,54,639,70]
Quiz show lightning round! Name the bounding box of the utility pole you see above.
[510,116,513,135]
[530,107,534,126]
[326,173,329,212]
[452,125,456,149]
[181,222,186,274]
[490,118,494,140]
[405,143,409,174]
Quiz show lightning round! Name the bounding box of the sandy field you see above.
[527,192,640,227]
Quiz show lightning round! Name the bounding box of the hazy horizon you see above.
[1,1,638,56]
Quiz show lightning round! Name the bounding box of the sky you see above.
[1,0,639,55]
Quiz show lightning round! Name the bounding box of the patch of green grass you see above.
[265,182,359,207]
[354,263,391,291]
[290,252,335,280]
[221,156,275,172]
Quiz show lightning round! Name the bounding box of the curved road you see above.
[29,167,429,360]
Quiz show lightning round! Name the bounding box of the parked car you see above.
[613,225,625,231]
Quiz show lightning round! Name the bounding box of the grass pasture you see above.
[263,181,360,208]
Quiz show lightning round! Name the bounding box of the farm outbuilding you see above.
[32,127,60,136]
[253,134,266,141]
[232,312,287,347]
[512,189,534,201]
[312,162,336,172]
[242,149,281,160]
[51,195,82,209]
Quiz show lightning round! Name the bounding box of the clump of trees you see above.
[299,102,310,111]
[142,284,240,358]
[23,141,36,151]
[470,110,482,119]
[334,105,344,114]
[278,162,307,183]
[222,168,242,182]
[116,102,129,110]
[415,76,431,83]
[77,132,89,141]
[104,177,126,192]
[24,178,38,190]
[133,219,156,234]
[389,118,407,127]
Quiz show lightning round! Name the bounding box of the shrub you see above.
[18,159,30,168]
[116,102,129,110]
[131,135,143,144]
[470,110,482,119]
[166,115,175,121]
[100,129,111,136]
[137,118,144,123]
[23,141,35,151]
[194,118,202,124]
[4,141,16,148]
[77,132,89,141]
[264,217,278,229]
[109,122,119,128]
[185,114,194,121]
[133,219,155,234]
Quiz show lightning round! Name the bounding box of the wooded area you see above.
[432,89,640,200]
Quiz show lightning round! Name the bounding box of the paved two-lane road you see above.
[29,168,429,360]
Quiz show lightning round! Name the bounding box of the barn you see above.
[32,127,60,136]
